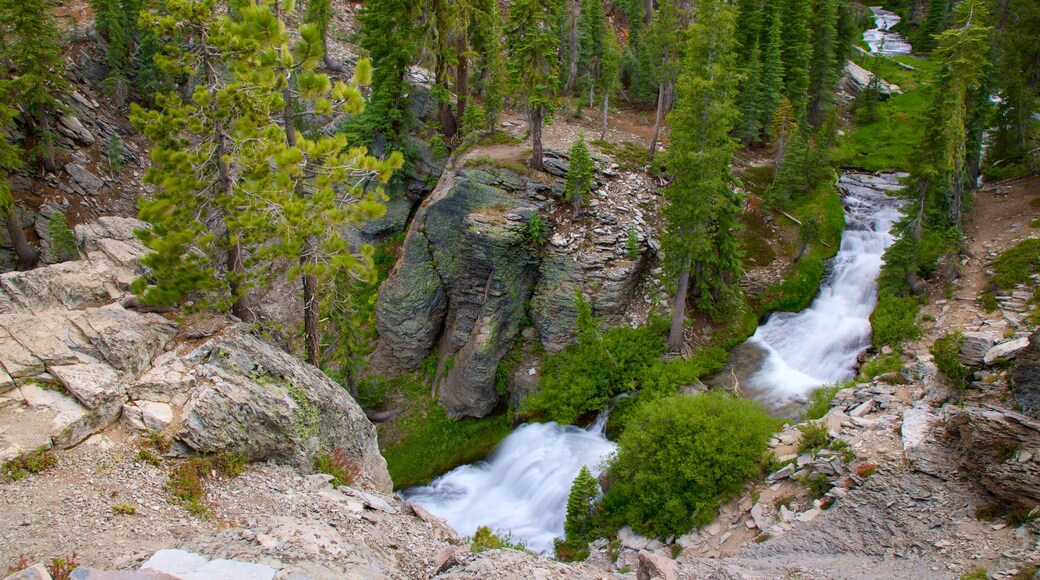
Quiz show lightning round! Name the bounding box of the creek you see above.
[864,6,913,56]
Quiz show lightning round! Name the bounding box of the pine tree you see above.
[357,0,421,144]
[918,0,950,52]
[806,0,839,125]
[576,0,605,104]
[564,132,594,215]
[554,465,599,561]
[780,0,812,124]
[505,0,561,171]
[734,43,765,146]
[758,0,785,138]
[663,0,742,349]
[0,0,70,172]
[986,0,1040,176]
[471,0,506,127]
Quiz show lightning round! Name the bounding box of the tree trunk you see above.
[530,105,544,171]
[4,206,37,270]
[644,0,653,24]
[601,94,609,140]
[667,257,692,351]
[39,115,56,172]
[648,81,667,163]
[300,239,320,365]
[435,55,458,138]
[564,0,579,94]
[456,48,469,130]
[203,34,253,323]
[322,38,349,73]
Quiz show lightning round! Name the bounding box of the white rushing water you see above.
[403,411,616,555]
[743,173,905,406]
[864,6,913,55]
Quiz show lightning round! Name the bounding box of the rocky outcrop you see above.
[946,404,1040,508]
[841,60,902,98]
[371,158,657,417]
[0,217,390,491]
[1012,332,1040,419]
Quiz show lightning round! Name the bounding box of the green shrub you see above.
[871,291,921,349]
[112,502,137,515]
[601,392,776,538]
[930,331,970,389]
[563,132,595,210]
[47,211,79,263]
[798,473,831,499]
[804,383,842,421]
[469,526,525,552]
[858,353,903,381]
[991,238,1040,290]
[797,422,831,454]
[3,449,57,480]
[527,214,547,246]
[166,457,212,518]
[960,569,988,580]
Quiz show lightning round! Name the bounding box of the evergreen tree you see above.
[986,0,1040,177]
[918,0,950,52]
[505,0,561,171]
[780,0,812,124]
[663,0,742,349]
[807,0,839,125]
[471,0,506,127]
[734,43,765,146]
[576,0,605,104]
[357,0,420,144]
[0,0,70,171]
[564,132,594,215]
[758,0,785,138]
[554,465,600,561]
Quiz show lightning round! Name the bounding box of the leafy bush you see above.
[930,331,970,389]
[854,463,878,478]
[469,526,525,552]
[870,291,921,349]
[601,392,776,538]
[166,458,212,518]
[797,422,831,454]
[798,473,831,499]
[112,502,137,515]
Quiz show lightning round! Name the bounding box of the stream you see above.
[864,6,913,56]
[403,16,914,553]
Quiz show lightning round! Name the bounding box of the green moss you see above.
[590,139,647,172]
[991,238,1040,291]
[871,292,921,349]
[930,331,970,389]
[804,383,844,421]
[376,371,512,489]
[858,353,903,381]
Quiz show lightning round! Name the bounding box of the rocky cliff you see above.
[0,217,391,491]
[370,155,658,418]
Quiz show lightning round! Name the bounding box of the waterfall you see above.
[402,407,616,555]
[737,173,906,409]
[864,6,913,56]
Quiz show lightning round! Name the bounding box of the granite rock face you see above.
[946,404,1040,508]
[0,217,390,491]
[371,159,655,418]
[1011,332,1040,419]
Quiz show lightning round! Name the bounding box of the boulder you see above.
[167,324,392,491]
[139,549,275,580]
[64,163,104,196]
[984,336,1030,365]
[637,550,678,580]
[841,60,902,97]
[946,405,1040,508]
[959,331,999,367]
[1011,332,1040,419]
[901,403,948,478]
[56,114,96,145]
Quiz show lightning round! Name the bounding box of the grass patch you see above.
[590,139,647,172]
[376,369,512,489]
[3,449,57,481]
[135,449,162,466]
[991,238,1040,291]
[930,331,970,389]
[468,526,527,552]
[477,131,522,146]
[112,502,137,515]
[463,154,533,176]
[797,422,832,454]
[804,383,844,421]
[857,353,903,381]
[166,458,212,518]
